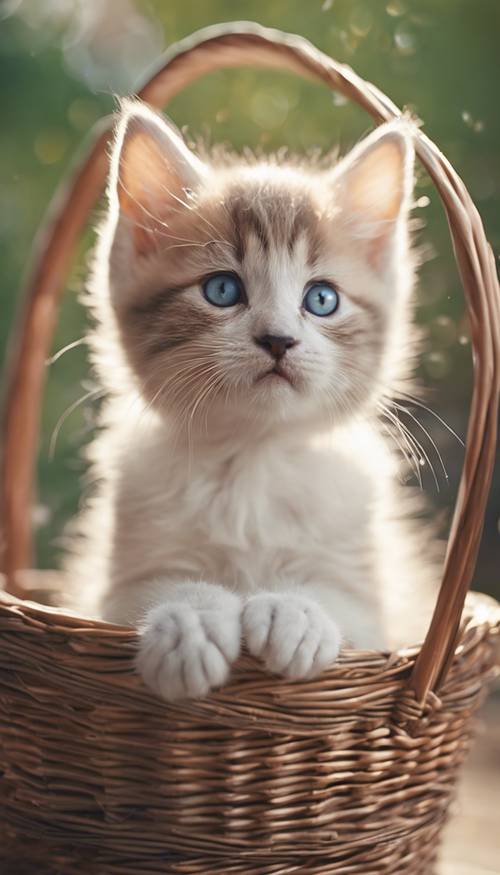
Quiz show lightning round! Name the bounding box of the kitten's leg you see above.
[104,581,242,701]
[242,588,341,681]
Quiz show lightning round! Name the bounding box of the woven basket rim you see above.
[1,577,498,736]
[1,575,498,653]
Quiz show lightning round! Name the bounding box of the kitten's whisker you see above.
[159,364,222,423]
[162,240,231,253]
[391,409,438,491]
[117,176,172,231]
[394,393,464,448]
[154,181,193,213]
[151,179,234,247]
[157,183,231,242]
[49,388,104,460]
[392,401,448,485]
[128,168,235,252]
[188,370,225,433]
[117,177,226,250]
[131,359,218,427]
[379,403,422,487]
[147,361,221,416]
[116,214,230,252]
[108,200,236,257]
[379,402,417,468]
[201,373,227,436]
[187,368,224,432]
[47,337,86,366]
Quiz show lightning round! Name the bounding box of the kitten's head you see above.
[102,100,416,435]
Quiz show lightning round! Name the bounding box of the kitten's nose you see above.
[254,334,298,360]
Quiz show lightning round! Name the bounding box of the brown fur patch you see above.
[229,197,270,259]
[342,292,383,324]
[223,183,321,265]
[287,202,321,263]
[125,291,217,357]
[320,313,384,356]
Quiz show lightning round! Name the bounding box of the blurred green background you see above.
[1,0,499,598]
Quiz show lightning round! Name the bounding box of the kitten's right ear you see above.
[329,120,414,272]
[109,100,207,255]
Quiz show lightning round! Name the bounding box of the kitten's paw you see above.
[137,600,241,701]
[243,592,341,680]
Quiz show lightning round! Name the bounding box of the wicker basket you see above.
[1,23,499,875]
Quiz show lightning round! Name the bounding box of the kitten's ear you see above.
[330,121,414,270]
[110,100,207,254]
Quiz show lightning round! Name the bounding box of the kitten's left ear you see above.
[110,99,207,255]
[330,121,415,271]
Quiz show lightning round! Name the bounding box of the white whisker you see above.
[47,337,86,366]
[49,387,104,460]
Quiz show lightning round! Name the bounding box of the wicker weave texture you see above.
[1,591,499,874]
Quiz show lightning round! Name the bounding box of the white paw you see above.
[137,601,241,701]
[242,592,341,680]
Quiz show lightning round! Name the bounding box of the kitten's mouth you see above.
[256,365,295,387]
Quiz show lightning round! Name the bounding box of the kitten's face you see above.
[105,103,414,434]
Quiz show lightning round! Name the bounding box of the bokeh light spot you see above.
[332,92,348,107]
[394,25,417,55]
[462,111,485,133]
[424,351,450,380]
[431,315,456,347]
[250,91,290,130]
[67,98,101,131]
[349,6,373,38]
[34,130,69,165]
[32,504,52,528]
[386,1,407,16]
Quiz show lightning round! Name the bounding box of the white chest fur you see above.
[100,414,391,646]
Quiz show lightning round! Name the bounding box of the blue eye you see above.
[203,273,243,308]
[303,282,339,317]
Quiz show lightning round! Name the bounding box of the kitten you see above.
[68,99,437,701]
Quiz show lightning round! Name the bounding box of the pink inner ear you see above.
[114,107,207,256]
[118,128,174,254]
[341,137,409,271]
[348,141,406,223]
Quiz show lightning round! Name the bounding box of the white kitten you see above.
[67,100,438,700]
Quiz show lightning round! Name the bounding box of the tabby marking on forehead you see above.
[226,187,322,267]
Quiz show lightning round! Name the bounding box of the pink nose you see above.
[254,334,298,360]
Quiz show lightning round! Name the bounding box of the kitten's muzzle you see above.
[256,365,295,387]
[254,334,298,360]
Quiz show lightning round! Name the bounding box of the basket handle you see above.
[1,23,499,703]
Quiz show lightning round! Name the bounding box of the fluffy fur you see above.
[67,100,438,701]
